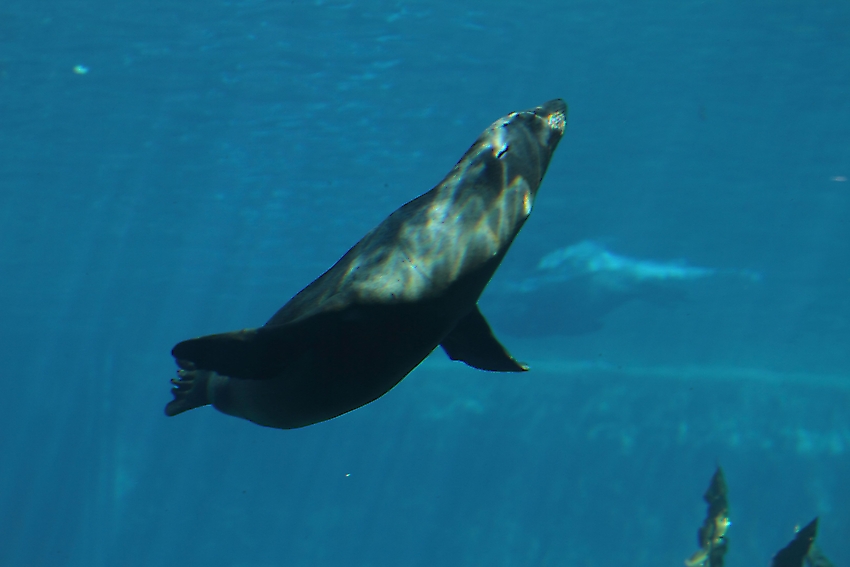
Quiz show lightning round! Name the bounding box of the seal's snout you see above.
[510,99,567,175]
[539,99,567,135]
[531,99,567,140]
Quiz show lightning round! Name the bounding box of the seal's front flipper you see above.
[165,364,212,417]
[440,306,528,372]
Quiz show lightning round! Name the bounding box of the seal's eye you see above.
[496,144,509,159]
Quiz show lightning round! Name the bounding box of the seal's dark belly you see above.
[220,259,501,428]
[226,301,457,429]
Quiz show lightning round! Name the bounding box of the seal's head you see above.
[481,98,567,192]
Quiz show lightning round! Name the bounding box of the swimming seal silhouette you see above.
[165,99,567,429]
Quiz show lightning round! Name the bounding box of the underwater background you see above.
[1,0,848,565]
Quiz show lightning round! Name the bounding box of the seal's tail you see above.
[164,362,211,417]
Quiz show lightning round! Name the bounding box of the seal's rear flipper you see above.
[165,365,212,417]
[171,325,301,381]
[441,306,528,372]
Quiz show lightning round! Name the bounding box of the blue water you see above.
[1,0,848,565]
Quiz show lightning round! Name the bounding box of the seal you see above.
[165,99,567,429]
